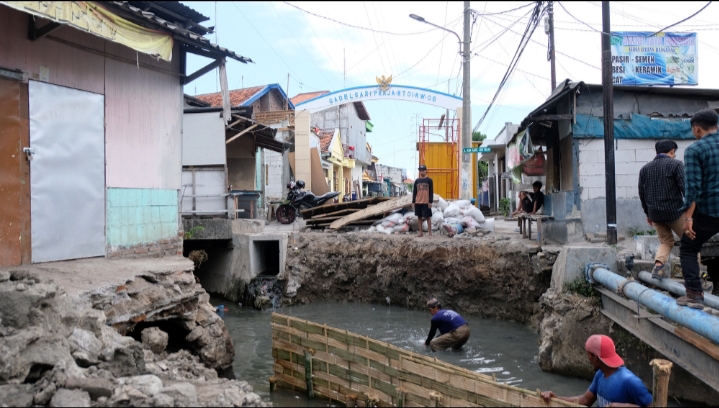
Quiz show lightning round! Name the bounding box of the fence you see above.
[270,313,579,407]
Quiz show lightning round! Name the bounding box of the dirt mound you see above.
[285,233,556,322]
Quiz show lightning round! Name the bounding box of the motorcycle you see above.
[275,180,340,224]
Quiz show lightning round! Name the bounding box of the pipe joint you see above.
[584,262,610,284]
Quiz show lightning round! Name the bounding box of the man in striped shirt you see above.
[638,139,684,281]
[678,109,719,309]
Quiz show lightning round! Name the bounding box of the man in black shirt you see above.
[413,165,434,238]
[529,181,544,215]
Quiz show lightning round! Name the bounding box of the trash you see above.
[442,222,464,237]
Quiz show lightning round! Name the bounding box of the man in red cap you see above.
[541,334,652,407]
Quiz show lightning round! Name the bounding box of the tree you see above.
[472,131,489,181]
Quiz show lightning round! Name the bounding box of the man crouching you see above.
[424,298,470,352]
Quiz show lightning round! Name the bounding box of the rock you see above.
[0,270,10,282]
[119,374,163,397]
[185,326,205,342]
[69,328,102,366]
[153,393,175,407]
[0,384,34,407]
[34,381,57,405]
[160,383,198,407]
[141,327,169,354]
[64,377,113,400]
[49,388,91,407]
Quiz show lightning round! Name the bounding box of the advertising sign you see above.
[611,32,697,86]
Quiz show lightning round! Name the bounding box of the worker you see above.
[541,334,653,407]
[424,298,470,352]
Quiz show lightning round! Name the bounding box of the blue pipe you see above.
[637,271,719,311]
[585,263,719,346]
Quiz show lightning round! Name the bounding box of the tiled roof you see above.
[291,91,329,106]
[319,131,334,152]
[195,85,265,108]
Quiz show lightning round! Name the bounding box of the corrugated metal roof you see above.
[105,2,252,63]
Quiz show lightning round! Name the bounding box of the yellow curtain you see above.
[2,1,174,61]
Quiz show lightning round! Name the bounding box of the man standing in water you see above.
[541,335,652,407]
[412,165,434,237]
[424,298,470,352]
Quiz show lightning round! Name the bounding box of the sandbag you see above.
[442,222,464,237]
[394,223,410,234]
[444,217,462,225]
[431,211,444,229]
[444,203,461,218]
[461,216,481,230]
[381,221,396,228]
[376,225,392,235]
[461,206,485,223]
[453,199,471,208]
[482,217,495,232]
[384,213,404,224]
[432,197,449,211]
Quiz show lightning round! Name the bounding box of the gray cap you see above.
[426,298,440,308]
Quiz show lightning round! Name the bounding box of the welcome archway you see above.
[293,84,470,197]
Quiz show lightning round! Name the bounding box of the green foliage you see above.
[646,229,657,235]
[564,276,601,303]
[499,198,512,217]
[184,226,205,239]
[472,131,487,142]
[613,326,653,360]
[627,227,657,237]
[477,161,489,181]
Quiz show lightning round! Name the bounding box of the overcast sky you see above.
[182,1,719,178]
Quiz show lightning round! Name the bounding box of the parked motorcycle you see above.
[275,180,340,224]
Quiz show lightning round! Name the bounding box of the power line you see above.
[473,2,546,132]
[469,2,537,17]
[282,1,437,36]
[650,1,712,36]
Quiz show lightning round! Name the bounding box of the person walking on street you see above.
[638,139,685,280]
[424,298,470,352]
[541,335,652,407]
[678,109,719,308]
[413,165,434,238]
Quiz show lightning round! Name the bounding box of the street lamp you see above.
[409,4,472,200]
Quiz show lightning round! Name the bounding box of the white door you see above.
[29,81,106,262]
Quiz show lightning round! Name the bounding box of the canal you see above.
[219,300,591,406]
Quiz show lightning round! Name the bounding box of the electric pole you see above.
[548,1,557,91]
[601,1,617,245]
[460,0,472,200]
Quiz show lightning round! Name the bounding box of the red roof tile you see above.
[319,131,334,152]
[291,91,329,106]
[195,85,265,107]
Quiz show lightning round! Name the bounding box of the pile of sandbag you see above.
[362,197,494,237]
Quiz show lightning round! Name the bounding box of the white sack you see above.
[461,206,485,223]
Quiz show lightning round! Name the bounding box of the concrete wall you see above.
[106,188,179,249]
[577,138,694,235]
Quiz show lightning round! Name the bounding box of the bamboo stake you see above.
[650,359,673,407]
[304,350,314,399]
[269,376,277,393]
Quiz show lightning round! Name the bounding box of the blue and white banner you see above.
[611,32,697,86]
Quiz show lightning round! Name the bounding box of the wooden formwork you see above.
[270,313,580,407]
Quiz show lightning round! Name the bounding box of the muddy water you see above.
[220,301,591,407]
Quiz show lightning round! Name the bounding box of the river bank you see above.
[0,258,267,407]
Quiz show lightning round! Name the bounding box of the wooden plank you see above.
[225,123,258,144]
[329,195,413,229]
[675,327,719,360]
[307,208,359,220]
[270,313,289,326]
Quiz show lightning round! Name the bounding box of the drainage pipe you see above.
[637,271,719,311]
[585,263,719,346]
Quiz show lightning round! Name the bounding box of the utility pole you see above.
[601,1,617,245]
[547,1,557,91]
[460,0,472,200]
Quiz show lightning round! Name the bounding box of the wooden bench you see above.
[519,214,554,246]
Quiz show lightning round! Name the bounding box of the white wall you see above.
[578,138,694,201]
[182,112,226,166]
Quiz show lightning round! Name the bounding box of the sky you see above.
[182,1,719,178]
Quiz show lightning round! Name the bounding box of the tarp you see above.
[573,113,694,140]
[2,1,173,61]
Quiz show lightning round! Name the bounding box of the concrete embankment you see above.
[284,232,557,322]
[0,257,268,407]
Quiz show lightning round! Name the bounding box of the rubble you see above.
[0,270,268,407]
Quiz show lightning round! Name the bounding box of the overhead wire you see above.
[282,1,436,35]
[469,2,537,17]
[473,1,547,133]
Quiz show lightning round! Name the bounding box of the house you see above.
[291,91,372,200]
[317,128,355,197]
[514,79,719,243]
[0,1,250,266]
[195,84,295,213]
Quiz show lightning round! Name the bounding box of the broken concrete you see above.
[549,245,618,290]
[0,261,268,407]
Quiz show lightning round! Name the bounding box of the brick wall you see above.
[108,236,183,259]
[578,138,694,200]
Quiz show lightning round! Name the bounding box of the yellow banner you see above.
[1,1,173,61]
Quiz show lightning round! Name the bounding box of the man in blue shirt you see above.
[541,335,653,407]
[678,109,719,308]
[424,298,470,352]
